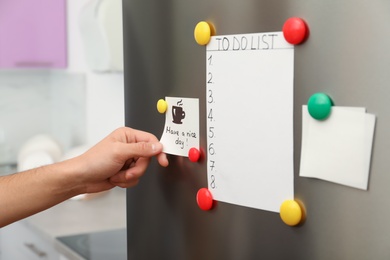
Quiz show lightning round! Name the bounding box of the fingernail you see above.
[152,142,163,152]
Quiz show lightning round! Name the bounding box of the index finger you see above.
[122,127,160,144]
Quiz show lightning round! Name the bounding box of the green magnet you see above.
[307,93,333,120]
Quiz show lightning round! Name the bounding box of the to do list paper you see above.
[206,32,294,212]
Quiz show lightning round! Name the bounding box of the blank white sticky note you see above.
[299,105,376,190]
[160,97,199,157]
[206,32,294,212]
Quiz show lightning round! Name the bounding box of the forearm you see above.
[0,159,84,227]
[0,127,167,228]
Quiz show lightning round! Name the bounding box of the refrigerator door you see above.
[123,0,390,259]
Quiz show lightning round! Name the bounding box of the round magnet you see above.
[307,93,333,120]
[280,200,303,226]
[197,188,213,211]
[282,17,308,45]
[188,147,200,162]
[157,99,168,114]
[194,21,212,45]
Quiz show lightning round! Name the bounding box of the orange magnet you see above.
[280,199,304,226]
[157,99,168,114]
[197,188,214,211]
[282,17,309,45]
[194,21,214,45]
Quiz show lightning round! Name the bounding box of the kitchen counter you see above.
[2,187,127,259]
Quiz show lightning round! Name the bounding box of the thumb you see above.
[126,141,163,158]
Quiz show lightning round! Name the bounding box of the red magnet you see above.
[282,17,309,45]
[196,188,213,211]
[188,147,200,162]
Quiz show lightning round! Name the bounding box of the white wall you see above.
[66,0,124,145]
[0,71,87,166]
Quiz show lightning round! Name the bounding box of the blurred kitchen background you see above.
[0,1,127,259]
[0,0,124,174]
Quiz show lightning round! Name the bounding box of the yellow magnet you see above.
[194,21,213,45]
[157,99,168,113]
[280,200,303,226]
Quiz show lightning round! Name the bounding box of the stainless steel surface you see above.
[123,1,390,259]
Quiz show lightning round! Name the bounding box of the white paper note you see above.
[299,105,376,190]
[160,97,199,157]
[206,32,294,212]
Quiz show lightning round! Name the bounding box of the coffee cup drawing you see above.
[172,105,186,124]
